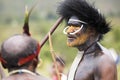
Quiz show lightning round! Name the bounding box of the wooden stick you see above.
[40,16,64,48]
[48,33,61,80]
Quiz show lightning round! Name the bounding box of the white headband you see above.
[68,19,87,24]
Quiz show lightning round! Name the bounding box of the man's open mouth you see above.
[67,35,76,42]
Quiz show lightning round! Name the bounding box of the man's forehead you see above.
[68,16,87,24]
[68,16,87,26]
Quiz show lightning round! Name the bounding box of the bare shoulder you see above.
[95,52,117,80]
[2,73,50,80]
[98,51,115,66]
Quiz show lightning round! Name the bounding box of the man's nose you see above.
[66,26,75,34]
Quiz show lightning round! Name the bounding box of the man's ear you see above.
[33,57,38,63]
[0,52,6,68]
[32,57,39,68]
[1,63,7,69]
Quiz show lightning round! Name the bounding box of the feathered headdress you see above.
[57,0,111,34]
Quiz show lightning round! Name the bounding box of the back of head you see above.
[0,34,40,69]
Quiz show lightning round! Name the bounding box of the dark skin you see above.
[0,35,49,80]
[51,61,65,80]
[75,44,117,80]
[2,57,49,80]
[66,25,117,80]
[2,73,48,80]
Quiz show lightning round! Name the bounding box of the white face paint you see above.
[68,19,87,24]
[63,24,90,47]
[63,17,89,47]
[63,18,87,35]
[63,25,83,35]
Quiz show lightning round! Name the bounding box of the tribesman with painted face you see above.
[57,0,117,80]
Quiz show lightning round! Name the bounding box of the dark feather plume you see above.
[57,0,111,34]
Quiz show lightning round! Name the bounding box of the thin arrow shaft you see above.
[40,16,64,48]
[48,33,61,80]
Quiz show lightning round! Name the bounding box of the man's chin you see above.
[67,42,77,47]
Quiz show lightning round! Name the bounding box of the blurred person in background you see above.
[57,0,117,80]
[51,57,66,80]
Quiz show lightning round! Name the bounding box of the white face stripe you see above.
[63,25,84,35]
[69,19,87,24]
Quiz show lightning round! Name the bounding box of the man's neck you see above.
[78,41,99,53]
[8,66,35,73]
[9,69,37,76]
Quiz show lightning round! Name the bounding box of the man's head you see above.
[57,0,111,48]
[0,34,40,71]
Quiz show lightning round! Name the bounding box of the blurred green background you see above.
[0,0,120,79]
